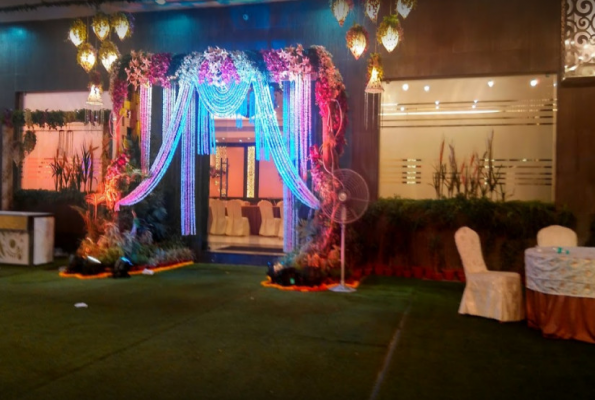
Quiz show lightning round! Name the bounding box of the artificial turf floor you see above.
[0,262,594,400]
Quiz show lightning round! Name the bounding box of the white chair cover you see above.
[455,227,524,322]
[209,199,228,235]
[537,225,578,247]
[225,199,250,236]
[258,200,280,237]
[277,201,284,239]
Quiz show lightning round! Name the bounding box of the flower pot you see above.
[456,269,466,283]
[402,270,412,278]
[412,266,424,279]
[443,269,456,281]
[434,272,444,281]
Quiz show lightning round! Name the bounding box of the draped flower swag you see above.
[108,45,348,243]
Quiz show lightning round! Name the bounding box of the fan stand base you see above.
[330,284,356,293]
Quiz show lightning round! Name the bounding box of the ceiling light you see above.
[424,85,430,92]
[155,0,166,4]
[487,80,494,87]
[400,106,405,111]
[474,99,478,103]
[435,106,439,109]
[435,100,440,105]
[472,104,476,109]
[402,83,409,91]
[68,19,87,47]
[530,79,539,87]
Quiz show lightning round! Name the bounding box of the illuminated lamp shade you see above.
[377,14,404,53]
[77,43,97,73]
[87,84,104,107]
[68,19,87,47]
[346,23,369,60]
[111,12,133,40]
[92,12,111,41]
[330,0,354,27]
[397,0,417,19]
[365,0,381,24]
[366,53,384,94]
[99,40,120,72]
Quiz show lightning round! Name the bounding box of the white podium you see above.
[0,212,54,265]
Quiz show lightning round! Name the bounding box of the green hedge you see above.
[346,197,576,274]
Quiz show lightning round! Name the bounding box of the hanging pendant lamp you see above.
[92,12,111,41]
[330,0,354,27]
[366,53,384,94]
[78,42,97,73]
[346,23,369,60]
[68,19,87,47]
[377,14,404,53]
[397,0,417,19]
[86,71,104,107]
[99,40,120,72]
[365,0,381,24]
[111,12,133,40]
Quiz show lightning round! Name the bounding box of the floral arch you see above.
[109,45,348,251]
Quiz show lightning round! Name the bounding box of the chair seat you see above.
[460,271,524,322]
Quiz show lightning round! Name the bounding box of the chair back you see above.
[454,227,488,274]
[258,200,274,219]
[227,199,243,220]
[277,201,284,221]
[537,225,577,247]
[212,199,226,219]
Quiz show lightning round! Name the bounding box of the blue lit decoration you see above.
[116,47,333,250]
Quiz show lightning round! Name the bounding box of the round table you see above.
[525,246,595,343]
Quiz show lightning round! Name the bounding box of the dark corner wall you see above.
[1,0,593,238]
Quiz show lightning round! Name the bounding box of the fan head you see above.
[321,169,370,224]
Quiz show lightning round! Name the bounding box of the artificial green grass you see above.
[0,263,594,400]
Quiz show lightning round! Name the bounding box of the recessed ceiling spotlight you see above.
[530,79,539,87]
[435,100,440,105]
[424,85,430,92]
[155,0,166,5]
[472,104,476,109]
[435,106,440,109]
[402,83,409,91]
[487,80,494,87]
[240,139,243,142]
[554,82,558,87]
[474,99,478,103]
[400,106,405,111]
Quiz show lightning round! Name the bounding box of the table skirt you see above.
[526,289,595,344]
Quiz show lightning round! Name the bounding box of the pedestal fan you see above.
[321,169,370,293]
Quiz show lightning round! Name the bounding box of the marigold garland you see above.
[329,0,354,27]
[367,52,383,81]
[261,276,361,292]
[92,12,111,41]
[346,23,369,60]
[364,0,381,24]
[68,18,87,47]
[59,261,194,280]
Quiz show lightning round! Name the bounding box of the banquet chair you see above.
[258,200,281,237]
[277,201,284,239]
[537,225,577,247]
[225,199,250,236]
[455,227,524,322]
[209,199,228,236]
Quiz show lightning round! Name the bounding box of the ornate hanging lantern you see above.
[330,0,353,27]
[365,0,381,24]
[92,12,111,41]
[366,53,384,94]
[397,0,417,19]
[86,71,103,107]
[68,19,87,47]
[99,40,120,72]
[77,42,97,73]
[111,12,133,40]
[377,14,404,53]
[346,23,369,60]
